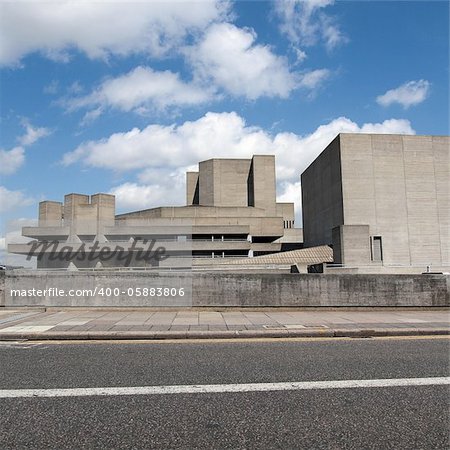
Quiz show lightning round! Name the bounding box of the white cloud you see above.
[275,0,347,52]
[43,80,59,95]
[63,112,270,170]
[277,180,303,223]
[0,147,25,175]
[18,121,51,146]
[111,166,187,211]
[376,80,431,108]
[67,66,213,117]
[110,183,160,211]
[0,120,51,175]
[66,29,328,117]
[187,23,298,99]
[110,175,185,212]
[0,186,33,213]
[80,108,103,127]
[298,68,330,89]
[63,111,415,217]
[0,0,229,66]
[294,48,308,64]
[1,218,37,268]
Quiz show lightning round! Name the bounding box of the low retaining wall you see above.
[1,270,449,307]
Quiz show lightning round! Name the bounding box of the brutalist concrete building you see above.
[301,133,449,273]
[10,133,449,273]
[10,155,303,269]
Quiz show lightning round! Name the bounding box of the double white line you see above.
[1,377,449,399]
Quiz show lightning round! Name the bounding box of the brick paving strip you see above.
[0,309,448,340]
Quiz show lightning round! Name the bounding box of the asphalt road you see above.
[0,337,449,449]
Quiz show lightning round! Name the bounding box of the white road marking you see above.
[0,377,448,399]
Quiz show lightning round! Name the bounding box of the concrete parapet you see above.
[2,271,448,308]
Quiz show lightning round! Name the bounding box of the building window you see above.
[371,236,383,262]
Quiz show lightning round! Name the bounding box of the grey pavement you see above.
[0,308,448,340]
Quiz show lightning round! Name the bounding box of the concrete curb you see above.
[0,328,448,341]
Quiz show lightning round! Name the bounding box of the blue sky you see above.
[0,0,448,261]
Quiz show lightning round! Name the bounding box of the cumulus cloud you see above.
[376,80,431,108]
[274,0,347,52]
[0,147,25,175]
[63,112,259,170]
[65,29,329,117]
[63,111,415,217]
[110,172,186,212]
[0,0,229,66]
[186,23,298,99]
[66,66,213,117]
[0,186,33,213]
[0,120,51,175]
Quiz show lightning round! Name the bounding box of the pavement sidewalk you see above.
[0,308,448,340]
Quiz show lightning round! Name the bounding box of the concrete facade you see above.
[9,155,303,268]
[302,134,450,272]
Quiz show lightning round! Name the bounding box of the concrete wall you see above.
[57,193,116,238]
[251,155,277,215]
[91,193,115,231]
[301,135,344,247]
[276,203,295,225]
[302,133,449,270]
[199,159,252,207]
[434,136,449,265]
[63,194,90,228]
[186,172,199,205]
[198,159,215,206]
[39,201,63,227]
[340,134,449,267]
[1,270,448,307]
[116,208,284,237]
[197,156,276,211]
[332,225,371,266]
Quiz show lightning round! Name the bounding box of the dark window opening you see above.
[371,236,383,262]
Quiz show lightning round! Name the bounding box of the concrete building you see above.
[301,133,449,273]
[9,155,304,269]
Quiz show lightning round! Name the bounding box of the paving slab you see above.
[0,308,447,340]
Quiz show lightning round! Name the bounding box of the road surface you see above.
[0,337,449,449]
